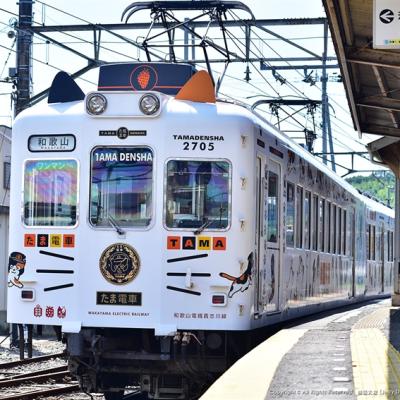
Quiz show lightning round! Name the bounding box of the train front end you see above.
[7,63,257,398]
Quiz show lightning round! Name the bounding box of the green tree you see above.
[346,171,395,208]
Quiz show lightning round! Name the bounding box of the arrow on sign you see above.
[379,9,395,24]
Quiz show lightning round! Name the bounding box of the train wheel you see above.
[104,390,124,400]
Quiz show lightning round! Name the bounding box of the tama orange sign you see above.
[167,236,226,251]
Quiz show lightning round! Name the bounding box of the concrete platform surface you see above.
[201,299,400,400]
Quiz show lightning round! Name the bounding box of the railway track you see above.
[0,352,142,399]
[0,365,70,387]
[0,383,80,400]
[0,351,66,370]
[0,352,80,399]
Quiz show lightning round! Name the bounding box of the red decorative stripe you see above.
[97,85,183,90]
[98,85,132,89]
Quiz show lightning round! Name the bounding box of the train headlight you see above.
[86,93,107,115]
[139,93,160,115]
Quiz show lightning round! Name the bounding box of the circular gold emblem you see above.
[99,243,140,285]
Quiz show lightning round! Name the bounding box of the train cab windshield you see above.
[165,160,230,230]
[23,159,78,226]
[90,146,153,228]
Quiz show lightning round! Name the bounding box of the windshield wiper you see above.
[108,214,125,236]
[194,218,212,235]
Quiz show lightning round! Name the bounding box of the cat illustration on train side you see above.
[220,252,253,297]
[7,252,26,289]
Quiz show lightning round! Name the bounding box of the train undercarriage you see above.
[66,328,250,399]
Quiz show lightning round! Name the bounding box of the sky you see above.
[0,0,387,176]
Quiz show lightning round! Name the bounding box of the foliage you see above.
[346,171,395,208]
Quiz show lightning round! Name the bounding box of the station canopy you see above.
[323,0,400,177]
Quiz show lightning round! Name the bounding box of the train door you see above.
[255,155,282,316]
[254,156,263,315]
[350,208,356,297]
[264,160,281,313]
[381,222,385,293]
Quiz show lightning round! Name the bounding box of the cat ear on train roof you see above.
[175,70,216,104]
[48,71,85,104]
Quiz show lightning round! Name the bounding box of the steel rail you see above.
[0,352,66,370]
[0,365,68,383]
[0,383,80,400]
[0,370,70,388]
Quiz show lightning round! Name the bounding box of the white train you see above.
[7,62,394,399]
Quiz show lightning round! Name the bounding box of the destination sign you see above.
[93,148,153,163]
[28,134,76,152]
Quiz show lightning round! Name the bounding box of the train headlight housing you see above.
[86,93,107,115]
[139,93,160,115]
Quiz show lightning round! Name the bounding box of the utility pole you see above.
[15,0,33,115]
[12,0,34,356]
[321,20,336,171]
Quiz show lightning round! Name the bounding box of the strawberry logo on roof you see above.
[130,65,158,91]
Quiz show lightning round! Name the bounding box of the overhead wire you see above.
[219,26,282,97]
[0,42,96,85]
[0,3,384,174]
[30,2,293,102]
[228,12,363,142]
[0,36,16,79]
[228,9,312,98]
[0,4,161,70]
[0,2,315,108]
[0,13,141,65]
[229,9,376,162]
[220,13,323,135]
[31,0,167,60]
[240,17,357,124]
[226,11,316,99]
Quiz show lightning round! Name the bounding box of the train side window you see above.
[391,231,394,261]
[390,231,394,261]
[368,224,376,260]
[367,224,371,260]
[392,231,394,261]
[24,159,78,227]
[372,225,376,260]
[332,205,337,254]
[286,182,295,247]
[267,172,279,242]
[376,226,380,262]
[90,147,153,228]
[338,207,342,255]
[319,198,325,252]
[296,186,303,248]
[387,231,389,262]
[388,231,393,262]
[3,161,10,190]
[393,231,395,261]
[304,190,311,250]
[312,194,318,251]
[327,202,331,253]
[348,209,353,257]
[165,159,230,230]
[343,209,347,255]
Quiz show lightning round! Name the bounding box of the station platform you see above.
[201,299,400,400]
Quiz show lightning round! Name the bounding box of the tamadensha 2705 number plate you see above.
[28,134,76,152]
